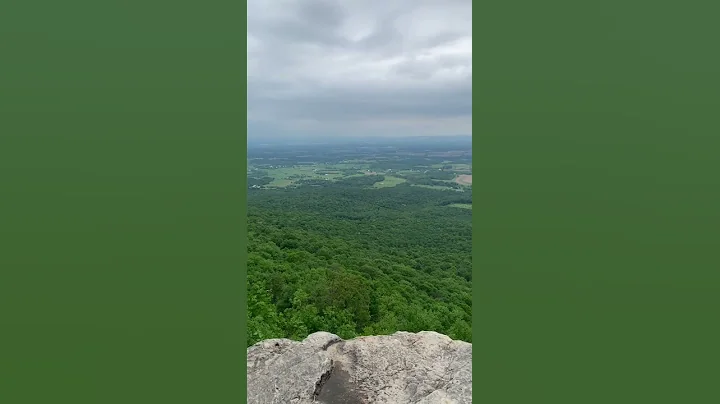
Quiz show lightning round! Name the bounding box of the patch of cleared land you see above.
[454,175,472,186]
[447,203,472,210]
[269,178,294,187]
[412,184,456,191]
[264,165,345,187]
[373,176,407,188]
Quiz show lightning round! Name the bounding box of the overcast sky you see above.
[247,0,472,139]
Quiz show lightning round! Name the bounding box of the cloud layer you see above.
[247,0,472,138]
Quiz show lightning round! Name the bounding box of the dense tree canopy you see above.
[247,183,472,347]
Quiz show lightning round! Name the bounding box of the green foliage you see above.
[336,175,385,187]
[246,281,284,346]
[247,181,472,347]
[248,176,274,187]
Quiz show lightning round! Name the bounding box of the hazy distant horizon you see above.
[247,133,472,146]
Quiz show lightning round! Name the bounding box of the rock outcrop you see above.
[247,331,472,404]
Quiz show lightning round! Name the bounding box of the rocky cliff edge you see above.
[247,331,472,404]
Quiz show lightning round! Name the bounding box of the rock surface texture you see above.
[247,331,472,404]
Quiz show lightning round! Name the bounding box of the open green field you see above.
[372,176,407,188]
[248,145,472,191]
[269,178,294,187]
[254,164,472,190]
[429,162,471,171]
[263,165,345,187]
[412,184,460,191]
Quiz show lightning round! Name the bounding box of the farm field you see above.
[372,176,407,188]
[454,175,472,186]
[248,142,472,192]
[412,184,460,191]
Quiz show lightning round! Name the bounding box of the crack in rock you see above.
[248,331,471,404]
[313,361,334,399]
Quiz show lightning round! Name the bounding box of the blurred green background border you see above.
[474,1,719,402]
[1,1,246,403]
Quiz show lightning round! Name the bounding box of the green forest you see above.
[247,182,472,347]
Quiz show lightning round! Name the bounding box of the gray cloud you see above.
[247,0,472,138]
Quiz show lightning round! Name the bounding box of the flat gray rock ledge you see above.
[247,331,472,404]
